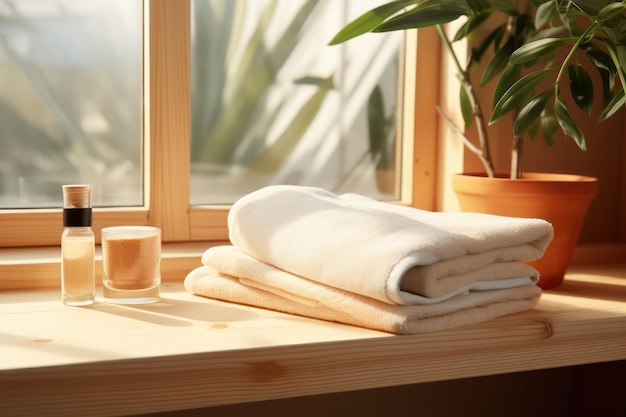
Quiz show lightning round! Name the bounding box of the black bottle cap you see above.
[63,208,93,227]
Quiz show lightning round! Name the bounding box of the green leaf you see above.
[328,0,416,45]
[599,67,615,108]
[541,110,558,147]
[467,0,488,11]
[375,2,471,32]
[617,20,626,38]
[492,64,521,107]
[460,84,474,128]
[535,1,557,29]
[573,0,612,15]
[453,12,491,41]
[471,23,505,62]
[618,16,626,27]
[509,38,564,65]
[615,45,626,79]
[554,92,587,151]
[514,13,534,39]
[567,64,594,115]
[531,27,568,41]
[585,47,616,74]
[480,38,514,86]
[598,2,626,22]
[583,47,616,107]
[599,89,626,122]
[490,67,555,124]
[514,88,554,137]
[488,0,518,14]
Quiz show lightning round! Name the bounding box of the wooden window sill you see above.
[1,256,626,416]
[1,242,623,290]
[0,241,221,290]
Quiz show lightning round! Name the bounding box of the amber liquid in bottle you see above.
[61,185,95,306]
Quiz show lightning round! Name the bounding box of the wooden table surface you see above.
[1,263,625,417]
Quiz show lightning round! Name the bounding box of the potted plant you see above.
[330,0,625,288]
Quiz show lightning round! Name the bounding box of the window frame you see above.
[0,0,440,249]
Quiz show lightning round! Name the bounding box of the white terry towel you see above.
[184,246,543,334]
[227,185,553,305]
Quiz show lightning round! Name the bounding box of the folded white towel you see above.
[184,246,542,334]
[228,185,553,305]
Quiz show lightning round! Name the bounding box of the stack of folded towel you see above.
[185,185,553,334]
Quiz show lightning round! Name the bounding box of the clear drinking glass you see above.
[101,226,161,304]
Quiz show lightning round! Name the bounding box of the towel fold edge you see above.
[184,263,542,335]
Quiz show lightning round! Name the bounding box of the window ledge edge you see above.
[0,241,225,290]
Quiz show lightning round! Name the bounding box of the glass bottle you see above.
[61,185,95,306]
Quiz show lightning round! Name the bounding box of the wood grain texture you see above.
[411,27,440,211]
[146,0,191,241]
[0,242,214,290]
[1,264,625,416]
[189,207,230,241]
[0,209,149,247]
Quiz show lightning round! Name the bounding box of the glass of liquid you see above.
[101,226,161,304]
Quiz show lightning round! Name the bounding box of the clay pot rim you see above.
[452,172,599,198]
[453,172,598,183]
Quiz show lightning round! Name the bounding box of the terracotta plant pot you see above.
[452,173,598,289]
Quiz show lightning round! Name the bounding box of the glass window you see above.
[0,0,436,250]
[0,0,143,208]
[190,0,404,205]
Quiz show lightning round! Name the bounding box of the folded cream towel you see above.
[184,246,542,334]
[228,185,553,305]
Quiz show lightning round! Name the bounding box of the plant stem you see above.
[436,108,481,151]
[436,25,495,178]
[511,135,522,179]
[555,23,598,83]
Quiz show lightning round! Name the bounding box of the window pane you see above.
[0,0,143,208]
[190,0,403,205]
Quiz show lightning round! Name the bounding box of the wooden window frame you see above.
[0,0,440,248]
